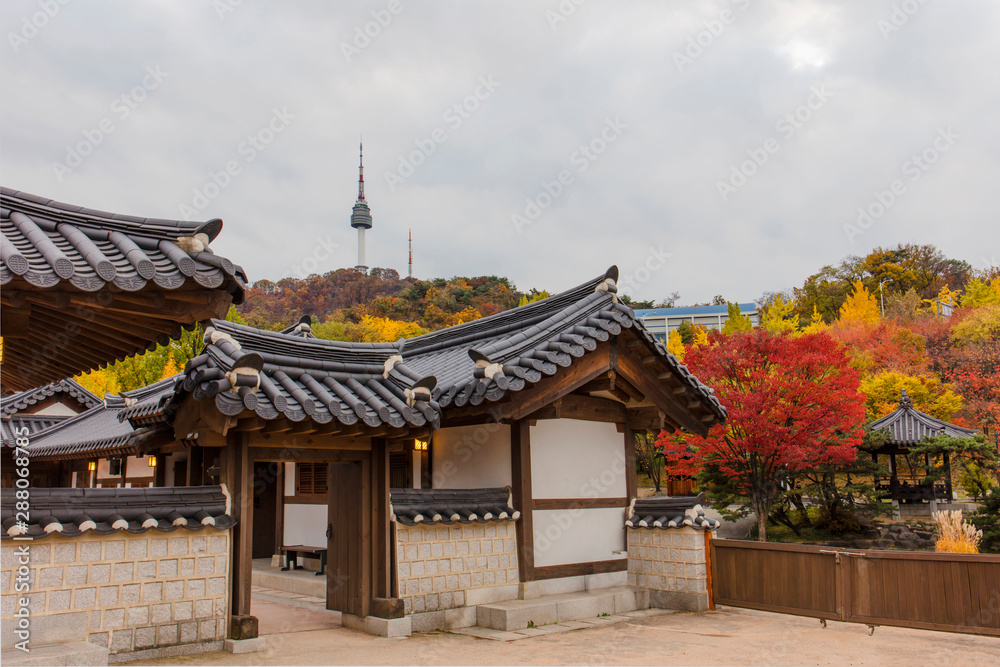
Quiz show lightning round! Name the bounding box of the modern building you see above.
[632,303,759,343]
[350,141,373,272]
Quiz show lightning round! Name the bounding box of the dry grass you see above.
[933,510,983,553]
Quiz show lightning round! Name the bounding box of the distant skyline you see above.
[1,1,997,304]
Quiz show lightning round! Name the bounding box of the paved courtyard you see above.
[128,596,998,667]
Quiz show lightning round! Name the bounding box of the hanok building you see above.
[159,266,726,636]
[867,389,980,503]
[0,186,247,391]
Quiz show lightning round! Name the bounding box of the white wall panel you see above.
[532,507,627,567]
[529,419,626,499]
[432,424,511,489]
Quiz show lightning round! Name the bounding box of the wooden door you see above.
[327,458,371,617]
[252,462,278,559]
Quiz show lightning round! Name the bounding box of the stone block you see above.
[152,602,172,623]
[89,632,109,648]
[193,599,211,619]
[398,562,410,577]
[418,544,431,559]
[650,588,710,612]
[180,558,195,576]
[144,581,163,602]
[90,563,111,584]
[169,538,189,556]
[444,605,477,629]
[179,621,198,644]
[104,541,125,560]
[209,536,227,554]
[54,543,77,563]
[113,562,134,582]
[137,560,157,579]
[464,584,519,607]
[121,583,140,605]
[109,628,133,652]
[128,540,148,559]
[134,625,156,648]
[150,539,168,557]
[157,623,179,646]
[197,557,214,575]
[174,599,194,621]
[426,593,439,610]
[48,589,71,611]
[99,586,119,606]
[73,587,97,609]
[187,579,206,598]
[127,605,150,626]
[65,564,88,586]
[159,559,178,578]
[207,577,225,596]
[38,566,63,588]
[192,537,207,554]
[164,581,184,600]
[341,613,411,638]
[104,607,125,628]
[224,637,267,654]
[409,609,445,632]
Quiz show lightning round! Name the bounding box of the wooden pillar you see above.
[223,431,256,638]
[510,419,534,583]
[154,455,167,487]
[187,447,204,486]
[372,438,391,601]
[943,452,953,499]
[274,463,285,556]
[120,457,128,488]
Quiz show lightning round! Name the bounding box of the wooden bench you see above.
[279,545,327,576]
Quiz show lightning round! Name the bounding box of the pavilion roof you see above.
[867,389,979,446]
[1,187,247,391]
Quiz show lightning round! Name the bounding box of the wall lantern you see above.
[148,456,157,468]
[414,438,429,451]
[88,461,96,472]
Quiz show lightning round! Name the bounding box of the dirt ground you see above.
[129,599,998,667]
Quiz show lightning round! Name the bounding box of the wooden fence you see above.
[710,539,1000,636]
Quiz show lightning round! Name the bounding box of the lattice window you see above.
[296,462,328,497]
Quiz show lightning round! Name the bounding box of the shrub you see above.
[933,510,982,553]
[969,494,1000,554]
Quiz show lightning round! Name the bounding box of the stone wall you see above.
[626,527,712,611]
[1,528,230,661]
[395,522,519,618]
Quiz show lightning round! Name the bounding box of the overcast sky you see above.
[2,1,997,304]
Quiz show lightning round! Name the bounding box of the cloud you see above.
[2,0,997,303]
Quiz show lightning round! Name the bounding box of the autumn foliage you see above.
[658,329,866,541]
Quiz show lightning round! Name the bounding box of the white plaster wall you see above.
[529,419,627,499]
[284,462,295,496]
[532,507,628,567]
[34,402,79,417]
[432,424,511,489]
[284,503,327,546]
[126,455,152,478]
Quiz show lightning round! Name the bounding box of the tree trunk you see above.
[755,499,768,542]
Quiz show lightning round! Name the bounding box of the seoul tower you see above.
[350,140,372,272]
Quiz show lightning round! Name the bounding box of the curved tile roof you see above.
[867,389,980,446]
[1,187,248,391]
[166,320,440,430]
[0,378,101,416]
[390,487,519,526]
[625,493,719,530]
[1,486,234,540]
[400,266,726,423]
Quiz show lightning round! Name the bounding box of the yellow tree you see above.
[801,306,827,334]
[838,280,880,325]
[961,278,1000,308]
[860,371,963,421]
[762,294,799,334]
[75,368,119,397]
[667,329,685,361]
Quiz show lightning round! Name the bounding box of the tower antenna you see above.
[408,228,413,278]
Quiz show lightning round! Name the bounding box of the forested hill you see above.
[239,268,527,333]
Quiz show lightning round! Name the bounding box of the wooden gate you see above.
[327,459,370,617]
[710,539,1000,636]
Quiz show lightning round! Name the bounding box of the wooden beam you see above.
[533,559,627,581]
[531,497,628,510]
[616,348,709,437]
[510,420,534,582]
[247,447,369,462]
[526,393,626,424]
[502,342,613,422]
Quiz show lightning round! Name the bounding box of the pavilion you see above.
[866,389,980,503]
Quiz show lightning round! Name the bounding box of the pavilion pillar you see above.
[222,431,257,639]
[943,452,953,500]
[187,446,204,486]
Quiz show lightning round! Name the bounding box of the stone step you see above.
[250,567,326,598]
[1,641,108,667]
[476,585,650,631]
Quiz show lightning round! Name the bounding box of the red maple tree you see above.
[659,329,866,541]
